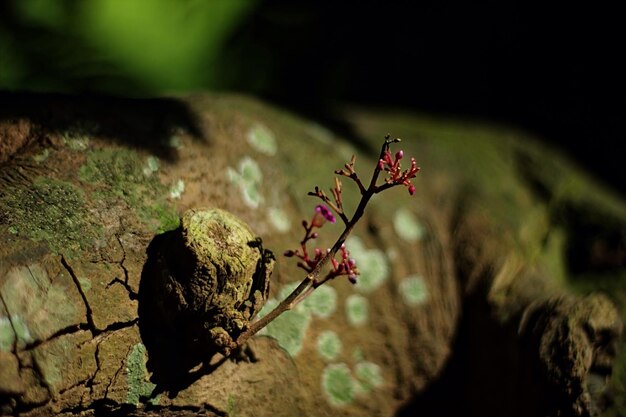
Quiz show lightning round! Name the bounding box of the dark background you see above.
[1,0,624,194]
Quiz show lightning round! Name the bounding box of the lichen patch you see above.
[393,207,425,242]
[399,275,428,306]
[347,237,389,293]
[345,294,368,327]
[247,124,277,156]
[0,177,100,255]
[227,157,264,208]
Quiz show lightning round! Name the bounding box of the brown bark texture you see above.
[0,92,624,417]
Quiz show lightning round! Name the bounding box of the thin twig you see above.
[235,137,407,348]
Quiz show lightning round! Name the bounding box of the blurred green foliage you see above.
[0,0,256,95]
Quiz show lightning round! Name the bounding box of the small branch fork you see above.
[235,135,419,348]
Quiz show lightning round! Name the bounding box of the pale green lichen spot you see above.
[268,207,291,233]
[143,156,159,176]
[322,363,356,407]
[302,285,337,319]
[352,347,365,363]
[168,135,183,149]
[355,361,384,393]
[306,123,333,145]
[400,275,428,306]
[247,124,277,156]
[393,208,425,242]
[33,149,49,162]
[317,330,342,361]
[347,237,389,293]
[126,343,158,406]
[227,157,264,208]
[240,157,262,182]
[78,277,92,292]
[0,317,13,352]
[0,315,33,352]
[169,179,185,199]
[64,135,89,151]
[345,294,368,327]
[257,297,311,357]
[1,264,76,342]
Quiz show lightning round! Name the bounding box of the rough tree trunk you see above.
[0,92,624,417]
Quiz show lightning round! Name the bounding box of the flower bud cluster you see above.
[284,204,358,285]
[378,149,420,195]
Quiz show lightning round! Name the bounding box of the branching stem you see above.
[235,136,407,348]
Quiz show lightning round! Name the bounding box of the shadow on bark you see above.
[138,231,225,399]
[0,91,206,164]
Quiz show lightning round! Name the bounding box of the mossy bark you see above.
[0,92,624,417]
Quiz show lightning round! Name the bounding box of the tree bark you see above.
[0,92,623,417]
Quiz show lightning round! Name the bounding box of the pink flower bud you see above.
[408,184,416,195]
[395,150,404,160]
[378,159,385,170]
[311,232,319,239]
[348,274,358,284]
[312,204,336,227]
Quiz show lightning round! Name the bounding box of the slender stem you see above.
[235,139,396,348]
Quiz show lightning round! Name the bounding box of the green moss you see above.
[226,394,240,416]
[146,202,180,233]
[321,363,356,407]
[345,294,368,327]
[317,330,342,361]
[78,148,179,232]
[0,177,99,255]
[126,343,157,406]
[79,148,144,191]
[399,275,428,306]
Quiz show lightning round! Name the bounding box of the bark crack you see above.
[0,291,19,354]
[61,255,97,336]
[22,323,87,351]
[105,235,138,300]
[104,345,132,400]
[57,399,228,417]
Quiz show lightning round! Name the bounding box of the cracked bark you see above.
[1,92,624,417]
[61,256,97,335]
